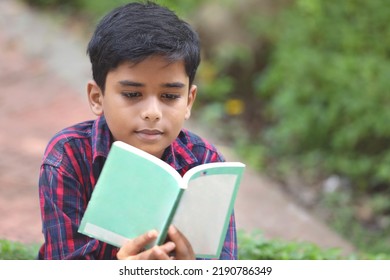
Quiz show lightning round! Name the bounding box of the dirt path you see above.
[0,0,355,255]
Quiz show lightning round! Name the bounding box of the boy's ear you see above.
[87,80,104,116]
[185,85,197,120]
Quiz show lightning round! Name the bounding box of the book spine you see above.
[156,189,185,245]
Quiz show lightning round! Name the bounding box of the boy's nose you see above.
[141,98,162,121]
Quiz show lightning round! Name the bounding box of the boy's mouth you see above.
[135,129,163,142]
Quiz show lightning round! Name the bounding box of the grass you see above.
[0,239,40,260]
[237,230,390,260]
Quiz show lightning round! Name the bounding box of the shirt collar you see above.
[162,130,198,171]
[91,115,112,162]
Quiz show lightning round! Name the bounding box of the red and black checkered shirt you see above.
[38,115,237,259]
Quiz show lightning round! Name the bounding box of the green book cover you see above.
[78,141,245,259]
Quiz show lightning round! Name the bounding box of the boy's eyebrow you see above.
[119,80,186,89]
[162,82,186,88]
[119,80,144,87]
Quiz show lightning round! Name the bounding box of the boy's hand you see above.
[116,230,176,260]
[167,225,195,260]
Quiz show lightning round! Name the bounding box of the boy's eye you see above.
[122,92,141,98]
[161,93,180,100]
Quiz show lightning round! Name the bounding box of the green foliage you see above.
[258,0,390,190]
[253,0,390,255]
[0,240,39,260]
[192,1,277,169]
[238,230,390,260]
[238,230,346,260]
[319,190,390,255]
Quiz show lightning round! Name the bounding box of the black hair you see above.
[87,1,201,91]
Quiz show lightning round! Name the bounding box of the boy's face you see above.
[88,56,197,158]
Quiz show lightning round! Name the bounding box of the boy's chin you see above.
[134,144,167,159]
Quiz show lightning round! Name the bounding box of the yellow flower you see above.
[225,99,244,116]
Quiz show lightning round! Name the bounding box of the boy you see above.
[38,1,237,260]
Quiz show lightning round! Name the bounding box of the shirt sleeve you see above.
[38,164,115,259]
[219,211,238,260]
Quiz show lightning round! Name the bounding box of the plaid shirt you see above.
[38,115,237,259]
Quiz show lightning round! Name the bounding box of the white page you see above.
[172,174,237,257]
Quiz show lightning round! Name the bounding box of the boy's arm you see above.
[38,164,111,259]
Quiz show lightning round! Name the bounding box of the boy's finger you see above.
[168,225,194,259]
[125,242,175,260]
[142,243,176,260]
[117,230,158,259]
[168,225,190,247]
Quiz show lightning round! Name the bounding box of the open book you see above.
[78,141,245,259]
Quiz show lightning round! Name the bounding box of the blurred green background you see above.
[14,0,390,259]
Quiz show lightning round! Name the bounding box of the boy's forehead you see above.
[107,56,190,85]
